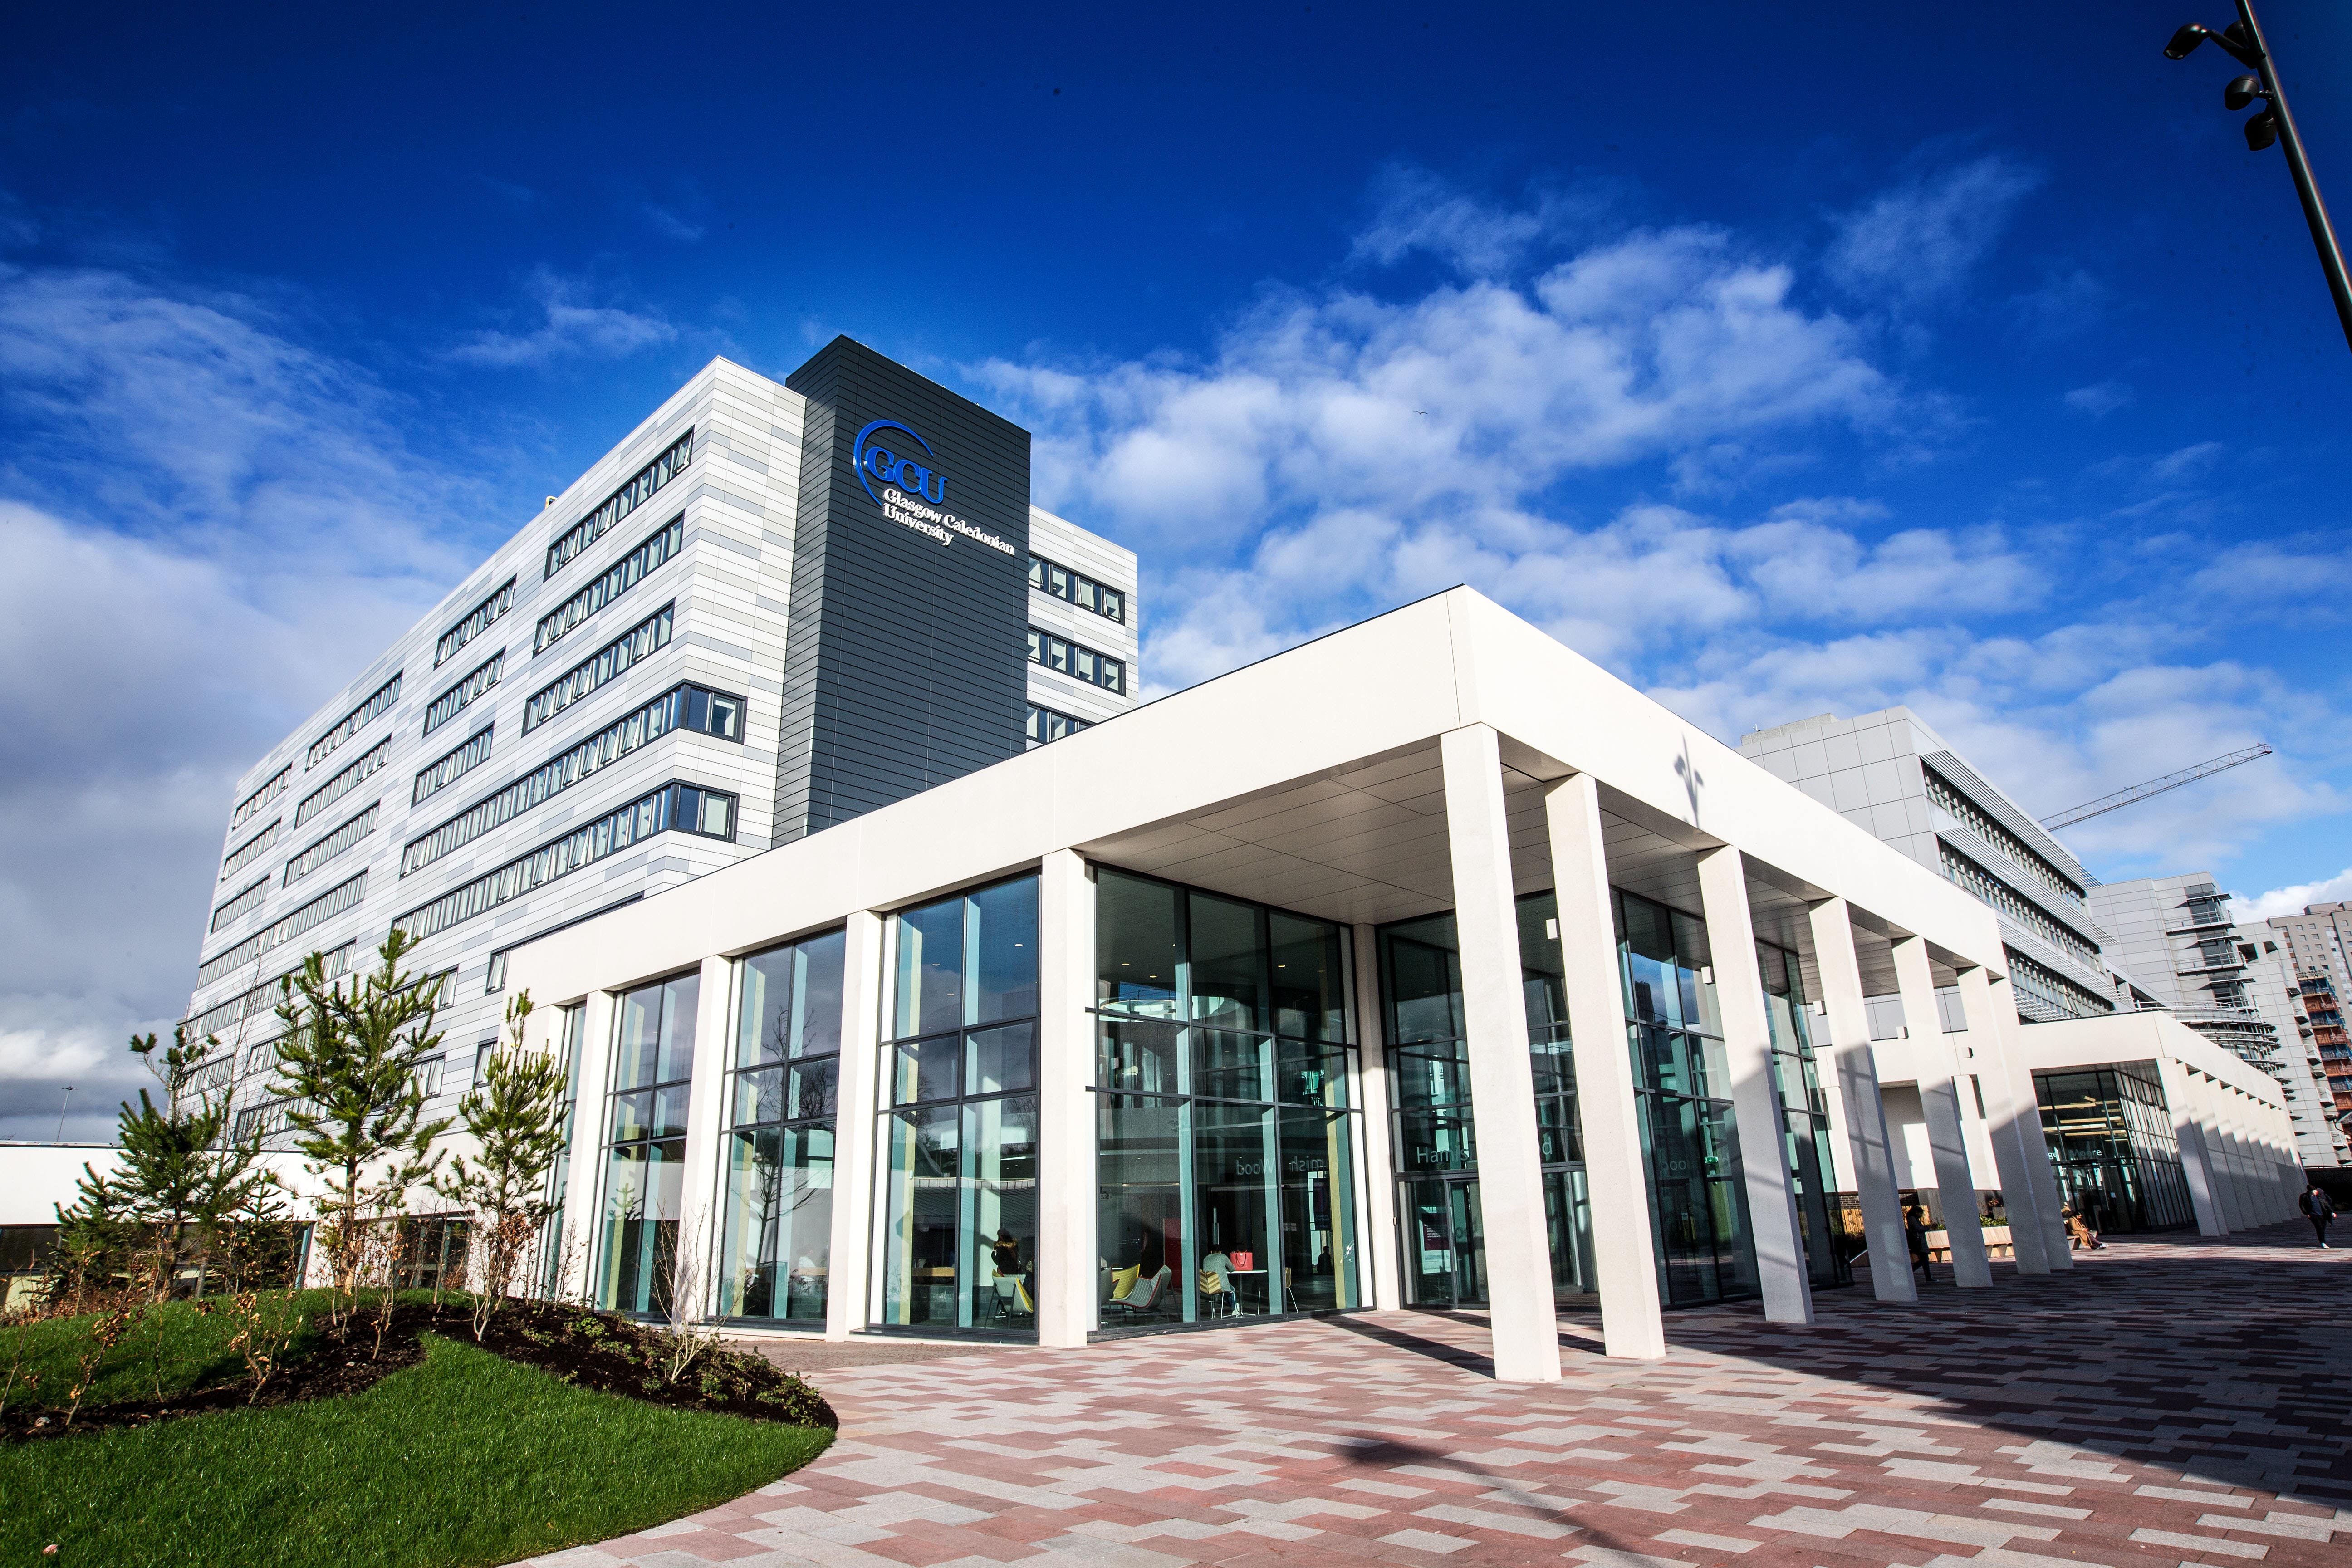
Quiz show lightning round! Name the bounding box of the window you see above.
[185,943,353,1043]
[211,878,269,934]
[544,1003,587,1295]
[1024,704,1092,749]
[716,929,846,1324]
[877,876,1040,1336]
[545,429,693,581]
[1923,768,2087,906]
[221,819,282,880]
[292,738,389,830]
[484,894,642,996]
[403,681,741,877]
[423,652,503,737]
[197,873,367,986]
[413,726,494,806]
[412,1054,446,1098]
[284,801,378,888]
[232,767,290,830]
[521,605,673,734]
[1027,553,1126,623]
[597,971,700,1315]
[2005,946,2115,1022]
[392,783,734,942]
[1754,938,1847,1289]
[534,516,683,654]
[1938,843,2102,965]
[1026,627,1125,694]
[1096,869,1360,1332]
[436,578,516,666]
[308,673,402,769]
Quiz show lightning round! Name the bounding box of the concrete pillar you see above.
[2157,1057,2227,1236]
[1974,971,2072,1271]
[1545,769,1666,1361]
[1892,937,1991,1289]
[1695,847,1814,1324]
[2204,1092,2249,1233]
[1809,898,1915,1304]
[823,910,885,1339]
[672,953,736,1319]
[1441,726,1560,1383]
[1352,922,1404,1312]
[1035,849,1098,1348]
[559,987,618,1300]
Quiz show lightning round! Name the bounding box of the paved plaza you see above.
[521,1223,2350,1568]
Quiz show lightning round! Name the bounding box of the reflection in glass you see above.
[717,929,846,1323]
[599,971,699,1315]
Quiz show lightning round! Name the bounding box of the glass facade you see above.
[716,929,845,1323]
[2034,1063,2193,1233]
[877,877,1040,1336]
[1756,942,1851,1287]
[597,971,699,1316]
[1095,869,1362,1329]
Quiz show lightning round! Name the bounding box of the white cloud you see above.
[2064,380,2133,417]
[642,203,706,242]
[1828,156,2043,304]
[2237,867,2352,921]
[450,267,676,368]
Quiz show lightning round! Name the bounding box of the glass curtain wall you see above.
[1095,868,1361,1330]
[716,929,846,1323]
[543,1002,585,1296]
[597,972,699,1316]
[1380,896,1594,1310]
[876,877,1040,1337]
[1756,943,1850,1287]
[2034,1063,2193,1233]
[1618,889,1758,1306]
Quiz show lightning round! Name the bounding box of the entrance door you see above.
[1402,1176,1487,1306]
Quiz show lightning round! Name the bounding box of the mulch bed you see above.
[1,1299,833,1444]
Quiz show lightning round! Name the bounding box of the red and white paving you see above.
[517,1222,2351,1568]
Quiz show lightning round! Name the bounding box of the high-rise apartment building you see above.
[181,340,1138,1137]
[2268,903,2352,1141]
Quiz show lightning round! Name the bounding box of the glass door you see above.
[1401,1175,1487,1307]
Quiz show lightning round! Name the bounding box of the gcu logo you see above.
[852,419,948,508]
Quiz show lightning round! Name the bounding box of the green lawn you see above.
[1,1333,832,1567]
[3,1293,336,1412]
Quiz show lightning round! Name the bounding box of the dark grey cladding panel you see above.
[773,336,1031,846]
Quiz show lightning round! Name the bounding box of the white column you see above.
[672,953,735,1320]
[1441,727,1560,1383]
[1035,849,1098,1348]
[824,910,885,1340]
[559,988,618,1301]
[1892,937,1991,1289]
[1352,922,1403,1312]
[1545,770,1666,1360]
[1809,898,1915,1304]
[1694,847,1813,1324]
[2157,1057,2227,1236]
[1964,972,2069,1271]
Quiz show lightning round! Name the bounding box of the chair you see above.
[1198,1252,1237,1317]
[990,1273,1036,1328]
[1102,1265,1173,1321]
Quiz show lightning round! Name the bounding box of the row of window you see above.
[197,872,368,987]
[286,801,379,888]
[232,767,290,831]
[1024,704,1092,748]
[545,429,694,582]
[1938,843,2102,966]
[436,578,515,667]
[523,605,672,734]
[402,682,744,877]
[308,673,402,770]
[1028,554,1125,623]
[413,726,495,806]
[1028,627,1125,694]
[221,819,280,881]
[211,877,269,934]
[2006,944,2115,1022]
[293,739,388,829]
[534,516,682,655]
[1922,768,2086,906]
[393,782,735,943]
[425,651,503,737]
[186,942,353,1043]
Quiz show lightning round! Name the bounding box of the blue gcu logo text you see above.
[852,419,948,508]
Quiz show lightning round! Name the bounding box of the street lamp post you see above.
[2166,0,2352,354]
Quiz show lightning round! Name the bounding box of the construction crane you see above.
[2043,744,2275,830]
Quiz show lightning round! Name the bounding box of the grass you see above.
[0,1332,832,1567]
[2,1293,338,1413]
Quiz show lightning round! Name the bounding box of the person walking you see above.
[2300,1183,2337,1249]
[1902,1196,1935,1284]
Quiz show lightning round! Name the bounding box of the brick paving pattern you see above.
[517,1222,2351,1568]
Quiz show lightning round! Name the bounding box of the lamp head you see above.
[2245,108,2279,152]
[2225,74,2262,111]
[2166,22,2210,59]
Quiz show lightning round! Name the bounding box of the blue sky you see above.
[4,3,2350,1136]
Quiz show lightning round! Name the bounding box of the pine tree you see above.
[431,992,569,1337]
[272,932,453,1303]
